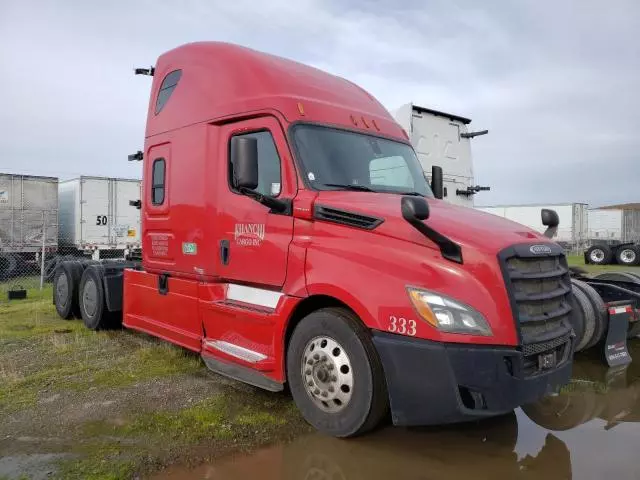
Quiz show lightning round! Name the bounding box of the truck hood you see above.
[315,191,550,255]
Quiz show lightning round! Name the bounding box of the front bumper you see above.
[372,331,573,426]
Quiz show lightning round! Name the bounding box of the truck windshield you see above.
[292,125,433,197]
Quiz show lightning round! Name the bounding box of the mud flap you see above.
[604,301,633,367]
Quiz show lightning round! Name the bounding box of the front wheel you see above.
[286,308,389,437]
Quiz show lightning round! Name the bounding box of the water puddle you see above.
[151,342,640,480]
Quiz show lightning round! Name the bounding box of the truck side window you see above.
[229,131,281,197]
[155,70,182,115]
[369,156,415,190]
[151,158,166,205]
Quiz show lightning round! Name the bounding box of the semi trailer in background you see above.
[0,173,58,280]
[393,103,489,208]
[477,203,589,251]
[585,205,640,266]
[588,207,640,243]
[58,176,141,259]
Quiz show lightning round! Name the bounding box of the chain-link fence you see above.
[0,173,142,305]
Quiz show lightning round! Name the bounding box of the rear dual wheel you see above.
[586,245,612,265]
[78,267,118,330]
[287,308,389,437]
[615,246,640,266]
[570,279,607,351]
[54,261,83,319]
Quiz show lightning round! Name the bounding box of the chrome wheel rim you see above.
[301,336,353,413]
[590,249,605,263]
[620,249,636,264]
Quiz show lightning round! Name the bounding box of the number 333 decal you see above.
[388,315,416,336]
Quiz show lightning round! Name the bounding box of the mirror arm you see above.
[239,187,291,215]
[543,226,558,239]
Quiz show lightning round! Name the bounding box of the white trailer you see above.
[477,203,588,248]
[0,173,58,281]
[393,103,489,208]
[588,209,623,241]
[0,173,58,254]
[588,208,640,243]
[58,176,141,259]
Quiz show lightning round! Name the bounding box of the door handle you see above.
[220,239,230,265]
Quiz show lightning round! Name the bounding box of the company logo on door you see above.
[234,223,265,246]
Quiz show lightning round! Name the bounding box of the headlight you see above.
[407,287,492,336]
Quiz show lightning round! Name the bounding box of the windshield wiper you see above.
[321,183,376,192]
[321,183,425,196]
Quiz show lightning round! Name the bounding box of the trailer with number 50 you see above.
[58,176,141,259]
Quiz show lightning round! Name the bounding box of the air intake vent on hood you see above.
[314,205,383,230]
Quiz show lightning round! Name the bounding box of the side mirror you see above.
[231,137,258,190]
[541,209,559,228]
[541,208,559,239]
[431,165,444,200]
[401,196,430,221]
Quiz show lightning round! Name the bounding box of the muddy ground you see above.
[0,287,310,479]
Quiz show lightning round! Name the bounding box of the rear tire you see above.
[569,281,595,352]
[593,272,640,284]
[286,308,388,437]
[586,245,612,265]
[78,267,114,330]
[615,246,640,266]
[53,261,83,319]
[572,279,607,349]
[0,254,18,281]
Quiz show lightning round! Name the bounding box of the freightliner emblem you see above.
[530,244,553,255]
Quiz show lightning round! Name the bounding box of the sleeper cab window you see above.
[155,69,182,114]
[151,158,165,205]
[229,131,282,197]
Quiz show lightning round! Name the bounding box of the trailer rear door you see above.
[112,180,141,245]
[80,177,110,247]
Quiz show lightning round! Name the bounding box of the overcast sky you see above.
[1,0,638,206]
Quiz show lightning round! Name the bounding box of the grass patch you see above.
[61,391,305,478]
[0,294,202,415]
[0,289,309,479]
[83,391,295,444]
[55,444,136,480]
[566,255,640,274]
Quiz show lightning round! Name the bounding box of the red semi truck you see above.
[53,42,575,437]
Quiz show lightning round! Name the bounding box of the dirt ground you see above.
[0,287,310,480]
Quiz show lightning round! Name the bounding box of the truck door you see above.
[216,116,295,289]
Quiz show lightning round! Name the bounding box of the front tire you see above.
[287,308,388,437]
